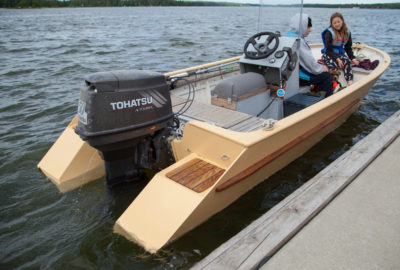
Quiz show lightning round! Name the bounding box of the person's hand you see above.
[323,65,329,72]
[351,59,359,66]
[337,58,344,69]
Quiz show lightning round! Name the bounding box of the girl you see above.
[321,12,359,86]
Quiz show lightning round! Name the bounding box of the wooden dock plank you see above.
[192,110,400,270]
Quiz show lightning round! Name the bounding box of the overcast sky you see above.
[227,0,399,4]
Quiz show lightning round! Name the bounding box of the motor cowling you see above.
[75,70,174,186]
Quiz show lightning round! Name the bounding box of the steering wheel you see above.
[243,32,280,60]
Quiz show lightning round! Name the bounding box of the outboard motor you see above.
[75,70,175,186]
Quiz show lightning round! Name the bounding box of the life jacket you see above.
[321,27,349,56]
[299,66,311,81]
[285,30,299,38]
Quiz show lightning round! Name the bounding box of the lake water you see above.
[1,6,399,270]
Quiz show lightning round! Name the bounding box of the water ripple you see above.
[0,6,399,270]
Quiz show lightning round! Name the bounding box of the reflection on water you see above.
[0,6,399,269]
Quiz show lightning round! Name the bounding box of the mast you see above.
[298,0,304,38]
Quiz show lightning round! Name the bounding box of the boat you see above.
[37,32,390,253]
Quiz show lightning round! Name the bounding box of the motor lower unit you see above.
[75,70,175,186]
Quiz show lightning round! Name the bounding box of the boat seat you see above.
[171,94,266,132]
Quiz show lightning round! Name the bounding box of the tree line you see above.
[302,3,400,9]
[1,0,242,8]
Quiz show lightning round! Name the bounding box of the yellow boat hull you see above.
[38,44,390,252]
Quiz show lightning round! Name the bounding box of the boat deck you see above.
[171,94,266,132]
[171,91,327,131]
[169,61,374,133]
[284,93,324,117]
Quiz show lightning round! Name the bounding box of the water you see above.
[1,6,399,269]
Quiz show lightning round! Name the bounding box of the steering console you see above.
[243,32,280,60]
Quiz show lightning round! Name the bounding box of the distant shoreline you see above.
[1,1,399,9]
[293,3,400,9]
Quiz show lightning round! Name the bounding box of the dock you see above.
[192,109,400,270]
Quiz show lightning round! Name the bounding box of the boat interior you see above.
[168,40,378,135]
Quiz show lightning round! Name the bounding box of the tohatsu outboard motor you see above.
[75,70,175,186]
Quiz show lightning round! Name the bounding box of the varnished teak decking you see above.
[166,158,225,193]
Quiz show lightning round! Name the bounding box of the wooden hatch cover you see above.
[166,158,225,193]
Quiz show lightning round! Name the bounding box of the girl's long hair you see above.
[330,12,349,40]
